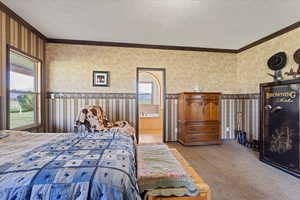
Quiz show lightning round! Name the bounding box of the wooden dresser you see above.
[178,92,221,145]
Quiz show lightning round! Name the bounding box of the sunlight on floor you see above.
[139,133,162,143]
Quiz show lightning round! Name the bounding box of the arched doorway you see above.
[136,68,166,143]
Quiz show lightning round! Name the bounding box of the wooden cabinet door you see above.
[184,98,210,121]
[184,98,219,121]
[209,100,219,121]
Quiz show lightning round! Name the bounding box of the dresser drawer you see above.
[186,133,219,142]
[185,123,218,133]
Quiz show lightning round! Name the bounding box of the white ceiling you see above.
[2,0,300,49]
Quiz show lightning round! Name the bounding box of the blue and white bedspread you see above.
[0,131,141,200]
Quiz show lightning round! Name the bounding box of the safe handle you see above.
[265,105,283,113]
[271,106,283,113]
[264,105,272,111]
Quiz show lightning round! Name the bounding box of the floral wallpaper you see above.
[237,27,300,93]
[46,44,238,93]
[46,27,300,94]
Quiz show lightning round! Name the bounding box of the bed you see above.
[0,105,208,200]
[0,130,141,200]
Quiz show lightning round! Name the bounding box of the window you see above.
[138,82,153,104]
[8,48,41,129]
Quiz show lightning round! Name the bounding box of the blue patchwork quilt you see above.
[0,131,141,200]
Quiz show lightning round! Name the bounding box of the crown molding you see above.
[0,2,47,41]
[237,21,300,53]
[47,38,238,53]
[48,19,300,54]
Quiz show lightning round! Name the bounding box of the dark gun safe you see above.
[260,79,300,178]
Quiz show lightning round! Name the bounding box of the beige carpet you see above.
[168,141,300,200]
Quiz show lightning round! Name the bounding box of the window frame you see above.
[6,45,42,130]
[138,81,154,105]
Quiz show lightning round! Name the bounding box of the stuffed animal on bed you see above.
[111,120,136,137]
[75,105,111,132]
[74,105,135,138]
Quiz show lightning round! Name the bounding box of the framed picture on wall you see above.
[93,71,109,87]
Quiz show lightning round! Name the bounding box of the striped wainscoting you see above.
[165,94,179,142]
[46,93,136,133]
[46,92,260,142]
[221,94,260,140]
[46,92,180,142]
[165,93,260,141]
[163,93,260,141]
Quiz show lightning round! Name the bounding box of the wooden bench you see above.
[147,149,212,200]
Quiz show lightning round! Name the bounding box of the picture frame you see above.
[93,71,109,87]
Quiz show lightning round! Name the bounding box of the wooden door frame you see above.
[136,67,166,144]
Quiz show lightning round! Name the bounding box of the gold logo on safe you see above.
[266,91,297,99]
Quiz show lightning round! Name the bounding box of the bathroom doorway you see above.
[136,68,166,144]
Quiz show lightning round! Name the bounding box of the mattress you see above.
[0,130,141,200]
